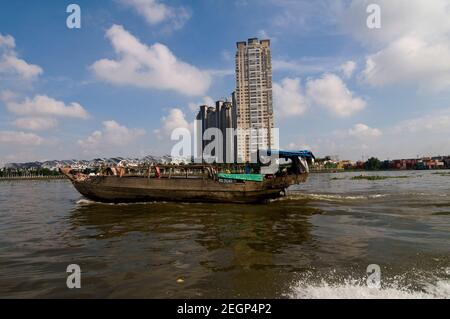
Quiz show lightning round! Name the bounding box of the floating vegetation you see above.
[330,177,346,180]
[351,175,409,181]
[432,171,450,176]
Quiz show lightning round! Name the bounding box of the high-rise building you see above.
[196,99,237,163]
[235,38,274,162]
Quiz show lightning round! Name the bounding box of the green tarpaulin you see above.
[218,173,264,182]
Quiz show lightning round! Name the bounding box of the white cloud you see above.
[257,30,276,42]
[154,108,191,138]
[78,120,146,150]
[91,25,211,96]
[306,73,366,117]
[121,0,191,30]
[348,123,382,138]
[270,0,339,31]
[339,60,356,78]
[4,95,89,119]
[393,110,450,134]
[362,35,450,91]
[0,131,44,145]
[272,74,366,118]
[286,141,312,151]
[14,117,58,131]
[0,33,15,48]
[308,108,450,160]
[267,0,450,90]
[272,57,333,75]
[337,0,450,91]
[0,55,43,80]
[273,78,308,118]
[339,0,450,47]
[188,96,215,112]
[0,32,43,80]
[0,90,17,102]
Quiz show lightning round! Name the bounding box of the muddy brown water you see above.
[0,170,448,298]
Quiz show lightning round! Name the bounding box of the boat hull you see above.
[68,174,308,204]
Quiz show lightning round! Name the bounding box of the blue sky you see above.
[1,0,450,164]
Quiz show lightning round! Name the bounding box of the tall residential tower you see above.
[235,38,274,162]
[196,100,237,163]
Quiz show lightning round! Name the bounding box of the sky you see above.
[0,0,450,165]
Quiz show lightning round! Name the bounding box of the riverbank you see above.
[0,175,66,181]
[311,168,450,173]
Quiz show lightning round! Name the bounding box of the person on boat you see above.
[245,162,251,174]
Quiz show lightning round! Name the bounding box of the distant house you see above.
[337,160,354,169]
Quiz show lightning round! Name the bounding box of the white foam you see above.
[284,193,388,201]
[288,278,449,299]
[76,199,98,205]
[76,199,166,206]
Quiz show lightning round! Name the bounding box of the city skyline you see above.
[196,100,238,163]
[235,38,274,162]
[1,0,450,166]
[195,37,274,164]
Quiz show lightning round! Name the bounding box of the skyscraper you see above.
[196,100,237,163]
[235,38,274,162]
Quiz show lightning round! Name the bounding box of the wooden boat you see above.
[60,150,314,204]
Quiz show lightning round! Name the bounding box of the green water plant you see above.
[431,171,450,176]
[351,175,409,181]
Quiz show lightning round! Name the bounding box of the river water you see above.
[0,170,449,298]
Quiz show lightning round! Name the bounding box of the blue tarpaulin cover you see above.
[263,150,315,159]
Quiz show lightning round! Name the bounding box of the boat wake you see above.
[75,199,167,206]
[286,271,450,299]
[76,199,99,205]
[272,193,388,202]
